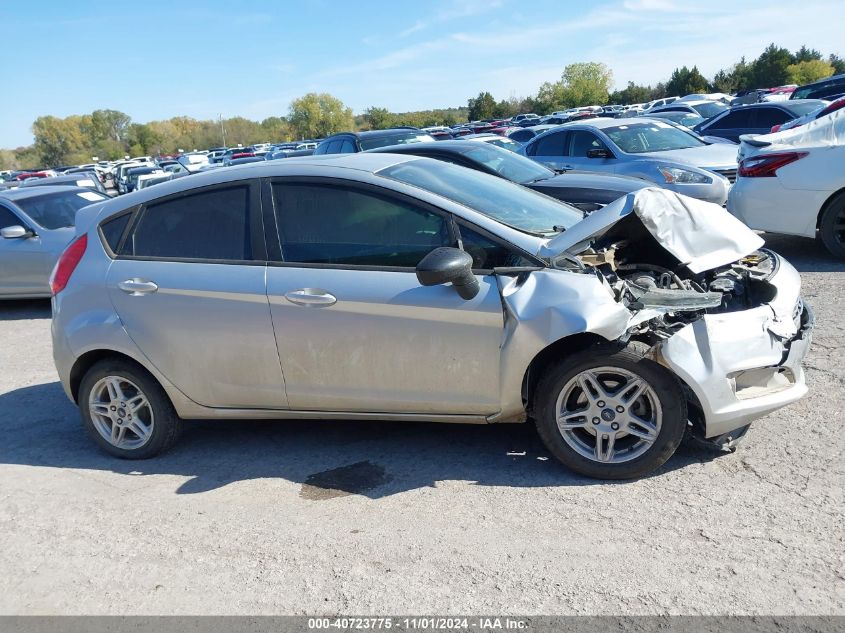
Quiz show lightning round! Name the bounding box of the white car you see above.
[728,109,845,258]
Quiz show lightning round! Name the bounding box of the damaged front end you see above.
[537,188,813,448]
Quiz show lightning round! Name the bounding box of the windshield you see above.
[359,132,434,151]
[14,190,106,229]
[604,122,706,153]
[460,143,554,184]
[378,158,583,235]
[690,102,728,119]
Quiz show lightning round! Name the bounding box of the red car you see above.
[15,171,50,181]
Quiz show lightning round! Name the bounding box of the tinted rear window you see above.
[121,186,251,261]
[100,213,132,253]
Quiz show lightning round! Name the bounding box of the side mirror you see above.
[1,225,31,239]
[416,247,479,300]
[587,148,613,159]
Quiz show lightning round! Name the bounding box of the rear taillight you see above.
[770,124,781,133]
[738,151,808,178]
[50,234,87,295]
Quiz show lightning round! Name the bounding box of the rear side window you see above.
[339,140,356,153]
[754,108,791,128]
[121,186,251,261]
[100,213,131,253]
[272,183,450,267]
[713,109,754,128]
[531,131,567,156]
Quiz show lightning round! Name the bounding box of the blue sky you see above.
[1,0,842,147]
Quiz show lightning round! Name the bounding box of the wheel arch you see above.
[521,332,608,413]
[816,186,845,229]
[70,349,160,404]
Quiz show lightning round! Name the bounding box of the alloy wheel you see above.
[88,376,155,450]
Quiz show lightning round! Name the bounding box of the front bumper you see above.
[652,256,812,438]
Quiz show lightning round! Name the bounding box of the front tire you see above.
[78,359,182,459]
[819,193,845,259]
[533,343,687,479]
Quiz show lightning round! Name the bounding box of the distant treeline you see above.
[2,43,841,170]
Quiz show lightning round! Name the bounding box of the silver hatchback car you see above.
[51,155,812,479]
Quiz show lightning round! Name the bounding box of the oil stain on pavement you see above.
[300,461,393,500]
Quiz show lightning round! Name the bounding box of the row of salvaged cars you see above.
[1,81,841,479]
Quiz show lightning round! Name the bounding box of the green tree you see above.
[749,43,794,87]
[288,93,354,139]
[608,81,653,105]
[32,115,86,166]
[467,91,497,120]
[786,59,835,85]
[260,116,289,141]
[561,62,613,106]
[829,54,845,75]
[794,46,822,63]
[665,66,709,97]
[364,107,393,130]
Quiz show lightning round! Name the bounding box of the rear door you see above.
[264,178,505,414]
[106,180,287,409]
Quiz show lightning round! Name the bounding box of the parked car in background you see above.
[116,162,154,194]
[222,148,255,166]
[175,152,210,173]
[124,166,164,194]
[692,101,826,142]
[460,133,523,152]
[369,139,649,212]
[729,110,845,258]
[773,96,845,132]
[521,118,735,204]
[512,113,540,124]
[0,186,107,297]
[314,128,435,154]
[227,156,266,166]
[642,110,705,129]
[20,172,108,194]
[506,124,559,144]
[650,100,729,120]
[49,154,810,479]
[791,73,845,101]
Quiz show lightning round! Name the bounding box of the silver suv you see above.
[50,155,812,479]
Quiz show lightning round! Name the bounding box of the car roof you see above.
[369,140,489,154]
[325,128,421,140]
[0,185,94,201]
[94,153,423,212]
[797,73,845,88]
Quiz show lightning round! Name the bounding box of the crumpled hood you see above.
[539,187,764,274]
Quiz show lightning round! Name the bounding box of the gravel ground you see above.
[0,233,842,615]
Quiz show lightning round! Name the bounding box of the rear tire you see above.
[533,342,687,479]
[819,192,845,259]
[78,359,182,459]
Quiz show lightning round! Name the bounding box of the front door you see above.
[106,181,287,409]
[265,179,504,414]
[0,204,53,296]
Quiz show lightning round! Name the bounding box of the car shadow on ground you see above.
[0,298,51,321]
[0,381,730,498]
[762,234,845,273]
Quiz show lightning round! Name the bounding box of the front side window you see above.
[0,206,21,229]
[273,183,450,267]
[568,131,609,157]
[358,132,435,151]
[458,224,537,270]
[121,186,251,261]
[460,143,554,184]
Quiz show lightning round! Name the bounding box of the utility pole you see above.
[219,114,226,147]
